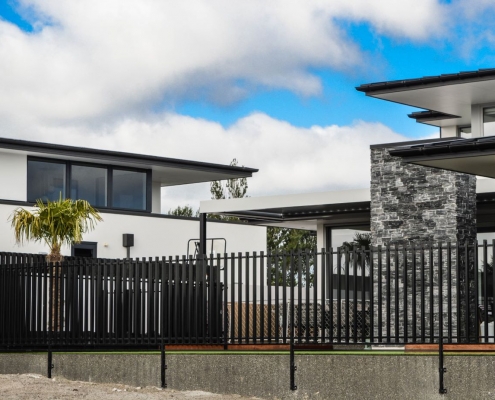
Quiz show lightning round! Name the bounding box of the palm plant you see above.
[341,232,372,272]
[11,196,102,262]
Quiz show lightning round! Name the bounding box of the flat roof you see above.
[389,137,495,178]
[201,183,495,231]
[356,68,495,128]
[201,189,372,231]
[0,137,258,187]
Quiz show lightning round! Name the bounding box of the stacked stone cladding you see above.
[370,147,477,342]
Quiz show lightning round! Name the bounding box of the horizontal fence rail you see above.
[1,241,495,350]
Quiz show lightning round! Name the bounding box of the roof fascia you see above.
[356,69,495,96]
[0,137,258,177]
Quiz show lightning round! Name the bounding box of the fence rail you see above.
[1,241,495,350]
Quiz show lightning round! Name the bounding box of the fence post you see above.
[161,344,167,388]
[47,348,53,379]
[223,252,228,350]
[290,252,297,391]
[438,242,447,394]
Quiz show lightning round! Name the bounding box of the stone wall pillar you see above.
[370,146,477,342]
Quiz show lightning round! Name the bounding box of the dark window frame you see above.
[27,156,152,212]
[27,157,67,202]
[110,166,152,212]
[71,241,98,258]
[70,162,108,208]
[325,224,371,251]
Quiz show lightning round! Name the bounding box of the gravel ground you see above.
[0,374,265,399]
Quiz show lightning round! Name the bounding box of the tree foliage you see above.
[340,232,372,272]
[209,158,247,221]
[168,205,198,217]
[268,227,317,285]
[10,196,102,262]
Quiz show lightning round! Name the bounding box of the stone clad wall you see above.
[370,147,476,246]
[370,146,477,341]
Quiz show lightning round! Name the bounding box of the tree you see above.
[340,232,372,272]
[268,227,317,285]
[168,205,198,217]
[11,196,102,263]
[209,158,248,221]
[209,158,317,285]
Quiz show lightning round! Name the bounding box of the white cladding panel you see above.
[0,152,27,201]
[440,126,457,138]
[0,203,266,258]
[151,181,161,213]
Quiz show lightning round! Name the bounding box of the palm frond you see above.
[10,196,102,259]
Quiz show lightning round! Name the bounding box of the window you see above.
[27,160,66,202]
[483,107,495,136]
[71,165,107,207]
[27,157,150,212]
[112,169,147,210]
[458,126,472,139]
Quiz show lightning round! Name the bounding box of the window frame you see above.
[27,157,68,203]
[69,162,109,208]
[27,156,152,212]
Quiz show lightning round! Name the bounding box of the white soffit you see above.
[375,80,495,127]
[200,188,370,214]
[411,154,495,179]
[0,146,254,187]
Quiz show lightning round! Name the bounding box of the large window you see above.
[71,165,107,207]
[27,158,150,211]
[27,160,66,202]
[112,169,147,210]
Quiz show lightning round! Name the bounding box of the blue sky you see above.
[1,1,495,207]
[2,0,489,139]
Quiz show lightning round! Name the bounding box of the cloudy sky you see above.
[1,0,494,212]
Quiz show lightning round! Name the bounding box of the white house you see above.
[0,137,266,258]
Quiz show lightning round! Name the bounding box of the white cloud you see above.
[0,1,444,211]
[1,112,416,212]
[0,0,448,125]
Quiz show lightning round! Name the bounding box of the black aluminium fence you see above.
[1,241,495,350]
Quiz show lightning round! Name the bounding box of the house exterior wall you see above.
[370,147,476,246]
[0,152,27,201]
[0,150,167,213]
[370,146,477,341]
[0,203,266,259]
[151,180,161,213]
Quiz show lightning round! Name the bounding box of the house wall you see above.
[0,152,27,201]
[0,203,266,259]
[151,180,161,213]
[316,222,326,251]
[370,147,476,246]
[0,150,166,213]
[440,125,457,138]
[370,146,477,340]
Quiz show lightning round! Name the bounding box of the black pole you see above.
[161,345,167,388]
[438,242,447,394]
[199,213,207,256]
[47,349,53,379]
[290,252,297,391]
